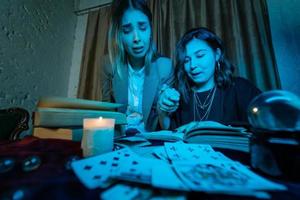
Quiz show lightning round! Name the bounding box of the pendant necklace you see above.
[193,86,216,121]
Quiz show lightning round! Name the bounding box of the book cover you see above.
[33,127,83,141]
[33,108,127,127]
[37,96,124,111]
[33,125,126,141]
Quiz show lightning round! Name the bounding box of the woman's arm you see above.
[157,85,180,129]
[155,57,180,129]
[100,56,114,102]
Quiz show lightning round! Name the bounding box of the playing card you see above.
[152,162,189,191]
[113,155,165,184]
[164,142,229,163]
[101,184,140,200]
[71,148,138,189]
[152,146,170,162]
[100,183,153,200]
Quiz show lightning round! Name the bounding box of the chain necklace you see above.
[193,86,216,121]
[193,86,215,109]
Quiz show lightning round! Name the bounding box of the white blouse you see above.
[126,63,145,132]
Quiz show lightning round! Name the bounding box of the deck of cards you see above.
[71,141,286,198]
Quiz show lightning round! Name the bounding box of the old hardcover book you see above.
[37,96,123,111]
[33,108,127,127]
[33,127,83,141]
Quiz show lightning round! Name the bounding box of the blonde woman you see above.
[101,0,174,133]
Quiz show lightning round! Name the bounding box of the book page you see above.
[138,130,184,142]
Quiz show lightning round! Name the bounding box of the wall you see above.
[68,0,110,97]
[68,14,87,97]
[267,0,300,96]
[0,0,77,135]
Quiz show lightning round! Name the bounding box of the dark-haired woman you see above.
[158,27,261,129]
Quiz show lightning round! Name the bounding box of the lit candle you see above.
[81,117,115,157]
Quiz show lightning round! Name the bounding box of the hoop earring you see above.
[216,61,221,72]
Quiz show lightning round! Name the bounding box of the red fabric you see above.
[0,137,100,199]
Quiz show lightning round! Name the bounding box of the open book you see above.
[139,121,250,152]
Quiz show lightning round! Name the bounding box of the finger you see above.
[162,98,176,107]
[159,104,177,113]
[159,106,174,113]
[170,88,180,97]
[166,89,180,101]
[169,95,180,102]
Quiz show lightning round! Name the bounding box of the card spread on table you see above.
[72,141,286,196]
[71,148,137,189]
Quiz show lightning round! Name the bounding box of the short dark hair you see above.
[175,27,235,103]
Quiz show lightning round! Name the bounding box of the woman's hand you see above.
[157,85,180,114]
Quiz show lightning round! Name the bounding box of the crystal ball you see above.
[248,90,300,131]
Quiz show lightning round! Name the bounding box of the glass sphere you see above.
[248,90,300,131]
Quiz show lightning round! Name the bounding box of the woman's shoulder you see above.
[152,56,172,73]
[232,77,257,88]
[153,56,172,65]
[233,76,252,85]
[230,76,262,94]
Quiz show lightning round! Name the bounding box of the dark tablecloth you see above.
[0,137,299,200]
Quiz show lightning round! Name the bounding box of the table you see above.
[0,136,299,200]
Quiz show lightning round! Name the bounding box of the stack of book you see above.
[32,96,127,141]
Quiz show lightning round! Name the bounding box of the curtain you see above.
[77,6,111,100]
[78,0,281,100]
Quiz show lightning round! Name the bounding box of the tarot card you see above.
[71,148,138,189]
[172,160,286,194]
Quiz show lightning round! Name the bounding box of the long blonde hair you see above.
[108,0,157,79]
